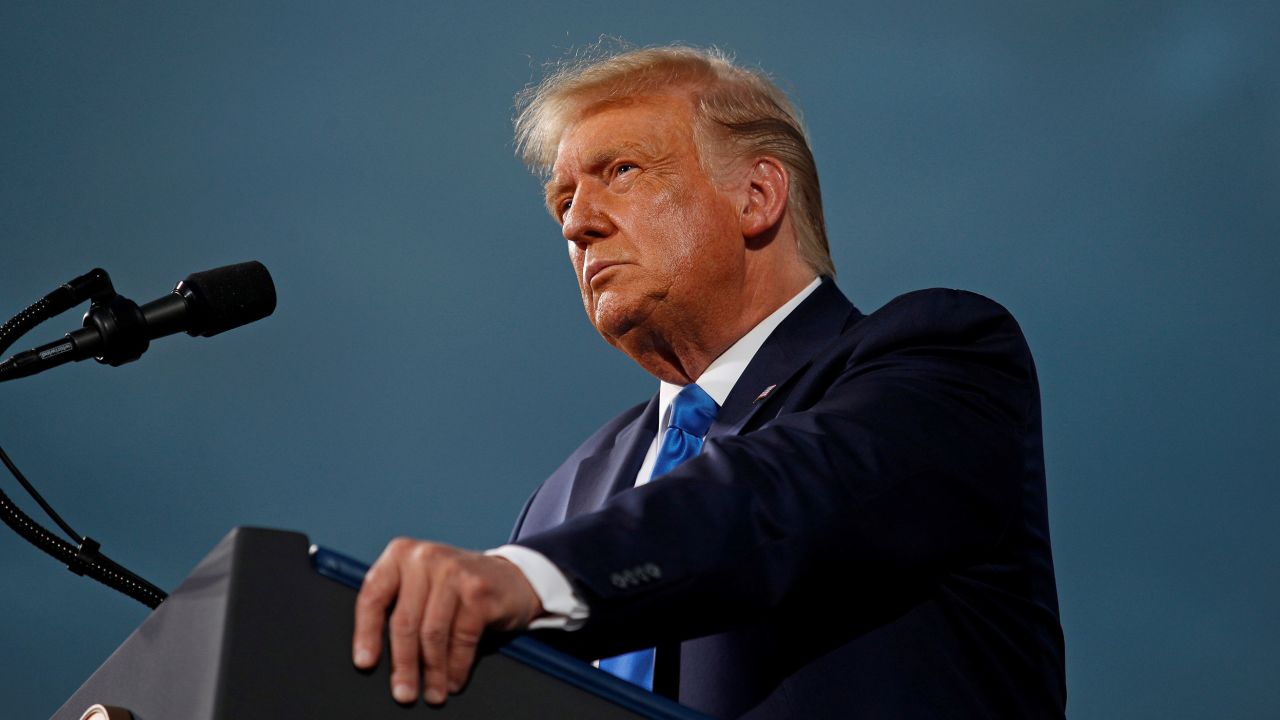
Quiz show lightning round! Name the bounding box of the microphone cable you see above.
[0,271,167,609]
[0,286,85,541]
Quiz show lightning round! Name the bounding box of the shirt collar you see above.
[656,277,822,431]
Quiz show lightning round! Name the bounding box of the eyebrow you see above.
[543,140,657,213]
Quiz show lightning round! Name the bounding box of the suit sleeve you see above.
[516,292,1039,658]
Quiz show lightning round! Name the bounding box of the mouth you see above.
[584,259,623,288]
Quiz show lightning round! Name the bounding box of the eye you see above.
[554,198,572,223]
[615,163,637,176]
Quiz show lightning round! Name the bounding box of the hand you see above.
[352,538,544,706]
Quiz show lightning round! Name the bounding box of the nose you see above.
[561,183,615,246]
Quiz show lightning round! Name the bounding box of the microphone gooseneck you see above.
[0,261,277,610]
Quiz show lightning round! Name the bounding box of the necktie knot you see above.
[669,383,718,438]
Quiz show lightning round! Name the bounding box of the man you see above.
[352,45,1066,718]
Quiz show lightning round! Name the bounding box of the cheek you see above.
[645,192,706,262]
[665,195,736,267]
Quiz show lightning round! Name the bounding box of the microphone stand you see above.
[0,270,167,609]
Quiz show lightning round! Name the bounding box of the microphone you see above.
[0,261,276,381]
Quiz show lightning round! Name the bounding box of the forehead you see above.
[551,94,698,172]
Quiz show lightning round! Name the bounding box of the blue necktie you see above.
[598,383,719,690]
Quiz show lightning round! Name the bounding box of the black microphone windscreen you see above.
[178,261,277,337]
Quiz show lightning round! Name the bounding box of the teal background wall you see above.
[2,2,1276,717]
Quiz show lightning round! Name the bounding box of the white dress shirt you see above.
[489,278,822,629]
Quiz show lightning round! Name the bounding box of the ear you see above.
[740,157,789,240]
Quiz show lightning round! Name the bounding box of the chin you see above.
[589,291,648,343]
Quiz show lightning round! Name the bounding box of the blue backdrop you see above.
[2,2,1276,717]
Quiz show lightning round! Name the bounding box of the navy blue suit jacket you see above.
[511,281,1066,719]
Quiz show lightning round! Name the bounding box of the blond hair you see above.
[514,43,835,278]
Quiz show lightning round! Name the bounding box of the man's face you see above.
[546,94,747,358]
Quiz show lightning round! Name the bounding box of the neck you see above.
[619,268,816,384]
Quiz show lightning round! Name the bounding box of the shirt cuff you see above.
[486,544,589,631]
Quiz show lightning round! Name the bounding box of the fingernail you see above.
[426,687,445,705]
[393,684,416,704]
[353,648,373,667]
[448,679,461,694]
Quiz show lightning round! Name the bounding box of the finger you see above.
[446,608,485,695]
[387,556,431,704]
[420,582,458,705]
[352,547,404,670]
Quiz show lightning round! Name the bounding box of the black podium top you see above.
[54,527,709,720]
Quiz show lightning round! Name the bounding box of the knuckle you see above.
[355,585,389,609]
[388,610,420,637]
[452,628,481,648]
[409,542,443,564]
[460,575,493,603]
[419,625,449,646]
[358,565,388,591]
[386,536,416,555]
[439,556,466,580]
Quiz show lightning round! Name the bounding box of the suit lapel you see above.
[708,279,861,440]
[564,395,658,518]
[562,281,860,518]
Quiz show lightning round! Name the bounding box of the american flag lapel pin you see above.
[753,384,777,404]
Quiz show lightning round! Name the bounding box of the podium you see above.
[53,527,708,719]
